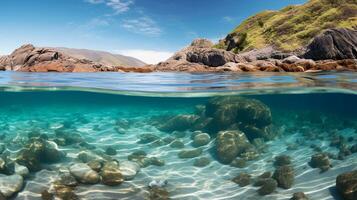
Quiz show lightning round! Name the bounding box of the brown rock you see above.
[336,170,357,200]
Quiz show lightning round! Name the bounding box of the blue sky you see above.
[0,0,307,63]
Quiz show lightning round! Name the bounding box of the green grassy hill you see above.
[217,0,357,52]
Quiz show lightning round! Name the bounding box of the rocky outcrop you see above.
[150,36,357,73]
[0,44,124,72]
[304,28,357,60]
[152,39,244,70]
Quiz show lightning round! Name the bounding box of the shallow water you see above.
[0,72,356,200]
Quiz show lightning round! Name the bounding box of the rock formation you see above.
[0,44,123,72]
[304,28,357,60]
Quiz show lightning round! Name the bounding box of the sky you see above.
[0,0,307,64]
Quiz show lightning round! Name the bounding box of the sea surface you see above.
[0,71,356,200]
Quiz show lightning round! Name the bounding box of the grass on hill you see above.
[217,0,357,52]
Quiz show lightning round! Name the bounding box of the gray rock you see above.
[193,133,211,147]
[69,163,100,184]
[190,39,214,48]
[283,55,301,64]
[304,28,357,60]
[178,148,203,159]
[119,161,140,180]
[14,163,29,177]
[216,130,250,164]
[0,174,24,197]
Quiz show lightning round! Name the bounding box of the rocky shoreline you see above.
[0,28,356,73]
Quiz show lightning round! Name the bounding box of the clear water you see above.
[0,71,356,200]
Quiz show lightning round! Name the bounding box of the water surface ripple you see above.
[0,72,356,96]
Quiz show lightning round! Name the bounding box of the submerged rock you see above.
[16,138,65,172]
[170,140,184,149]
[119,161,140,180]
[232,173,251,187]
[0,174,24,198]
[290,192,309,200]
[216,130,250,164]
[53,184,79,200]
[87,160,103,172]
[100,161,124,186]
[230,159,247,168]
[257,178,277,196]
[273,165,294,189]
[149,186,169,200]
[158,115,199,132]
[309,153,331,172]
[69,163,100,184]
[178,148,203,159]
[274,155,292,167]
[192,133,211,147]
[14,163,29,177]
[336,170,357,200]
[193,157,211,167]
[205,97,273,140]
[105,146,117,156]
[138,134,160,144]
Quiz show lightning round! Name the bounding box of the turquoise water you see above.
[0,72,356,200]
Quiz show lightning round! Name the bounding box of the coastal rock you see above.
[309,153,331,172]
[0,44,115,72]
[186,48,237,67]
[336,170,357,200]
[0,174,24,198]
[216,130,250,164]
[232,173,251,187]
[119,161,140,180]
[257,178,277,196]
[191,39,214,48]
[100,161,124,186]
[273,165,294,189]
[283,56,301,64]
[178,148,202,159]
[304,28,357,60]
[69,163,100,184]
[192,133,211,147]
[290,192,309,200]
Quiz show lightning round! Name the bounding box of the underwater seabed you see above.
[0,91,356,200]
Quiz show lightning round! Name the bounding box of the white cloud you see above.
[116,49,173,64]
[85,0,104,4]
[223,16,235,23]
[87,18,110,27]
[122,17,162,36]
[84,0,133,14]
[106,0,133,14]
